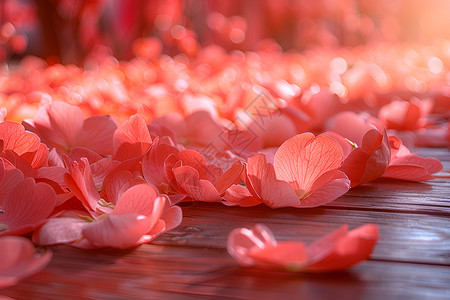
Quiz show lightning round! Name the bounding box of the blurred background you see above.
[2,0,450,64]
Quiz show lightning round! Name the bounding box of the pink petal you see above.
[306,224,379,272]
[0,236,52,289]
[29,143,49,169]
[227,224,277,266]
[32,216,87,246]
[82,214,155,249]
[246,153,299,208]
[274,133,344,193]
[112,184,160,215]
[184,111,225,147]
[306,225,348,263]
[246,154,267,199]
[222,185,262,207]
[297,170,350,208]
[388,135,411,159]
[325,111,384,146]
[142,137,179,187]
[69,147,103,164]
[0,165,24,205]
[75,115,117,156]
[382,165,434,181]
[177,149,209,179]
[2,150,34,178]
[249,242,308,269]
[390,155,443,174]
[260,162,299,208]
[32,102,84,151]
[103,170,134,205]
[0,178,56,236]
[214,161,244,195]
[35,166,68,188]
[172,166,222,202]
[159,205,182,232]
[89,157,121,190]
[323,131,354,159]
[48,148,64,167]
[64,157,101,213]
[113,114,152,161]
[0,122,40,155]
[340,129,390,187]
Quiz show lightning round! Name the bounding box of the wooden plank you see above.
[3,245,450,300]
[327,178,450,214]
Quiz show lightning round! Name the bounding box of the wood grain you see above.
[3,245,450,300]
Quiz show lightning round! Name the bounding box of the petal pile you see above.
[1,7,449,280]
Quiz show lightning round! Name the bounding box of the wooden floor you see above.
[3,148,450,300]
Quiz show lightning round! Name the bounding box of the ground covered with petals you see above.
[1,36,449,287]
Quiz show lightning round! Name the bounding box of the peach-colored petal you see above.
[0,236,52,289]
[113,114,152,161]
[257,147,277,164]
[0,178,56,236]
[48,148,64,167]
[274,133,344,193]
